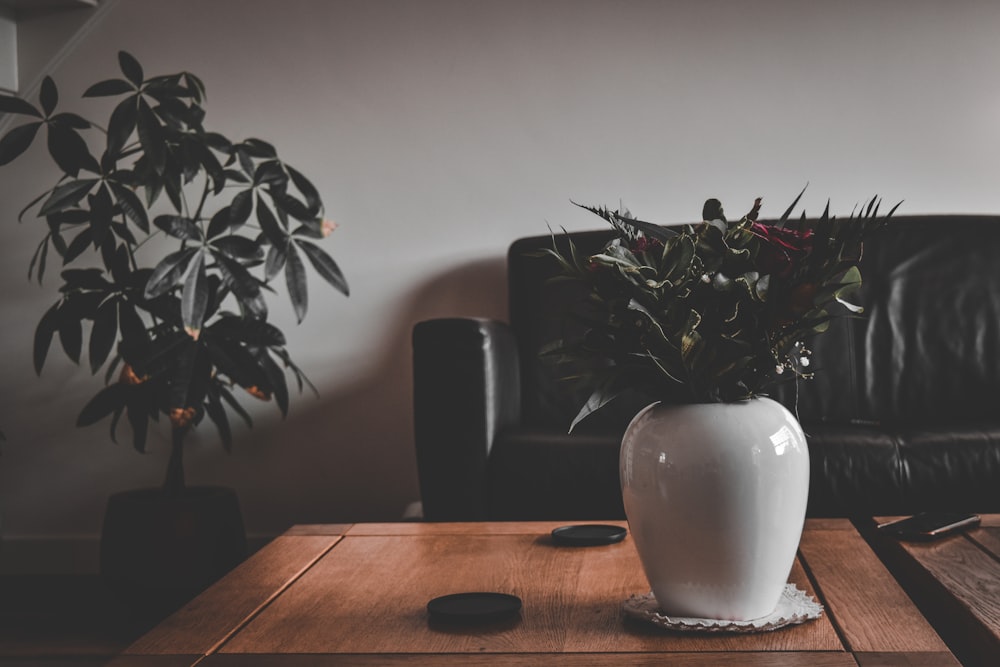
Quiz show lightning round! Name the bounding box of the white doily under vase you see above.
[623,583,823,633]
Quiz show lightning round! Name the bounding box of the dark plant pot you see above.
[100,485,248,618]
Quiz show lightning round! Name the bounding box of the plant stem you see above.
[164,426,186,495]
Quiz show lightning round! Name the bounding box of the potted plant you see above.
[0,52,348,612]
[540,193,896,621]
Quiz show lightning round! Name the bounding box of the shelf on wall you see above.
[0,0,98,93]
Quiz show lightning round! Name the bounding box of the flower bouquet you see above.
[539,190,898,430]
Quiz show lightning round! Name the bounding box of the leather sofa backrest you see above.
[509,215,1000,431]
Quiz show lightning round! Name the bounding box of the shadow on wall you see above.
[191,256,509,534]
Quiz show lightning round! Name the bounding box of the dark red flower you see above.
[630,236,663,254]
[751,222,813,278]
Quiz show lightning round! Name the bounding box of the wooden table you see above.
[864,513,1000,667]
[108,520,959,666]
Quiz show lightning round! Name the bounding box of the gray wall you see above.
[1,0,999,572]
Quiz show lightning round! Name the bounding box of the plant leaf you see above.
[33,302,61,374]
[296,239,349,296]
[285,243,307,323]
[144,247,198,298]
[0,93,42,117]
[77,383,129,427]
[215,254,267,319]
[153,214,201,240]
[212,235,263,261]
[181,251,208,339]
[39,76,58,116]
[0,122,42,166]
[286,165,321,216]
[204,384,233,451]
[89,298,119,373]
[265,243,287,280]
[39,178,98,216]
[47,123,100,177]
[58,309,83,364]
[83,78,135,97]
[109,181,149,232]
[229,189,253,226]
[106,97,138,157]
[118,51,144,86]
[256,200,286,246]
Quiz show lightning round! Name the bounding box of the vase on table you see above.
[620,396,809,621]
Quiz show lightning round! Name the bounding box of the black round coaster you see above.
[427,592,522,623]
[551,524,627,547]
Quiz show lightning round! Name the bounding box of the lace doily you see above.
[623,584,823,633]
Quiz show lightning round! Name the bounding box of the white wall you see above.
[1,0,999,571]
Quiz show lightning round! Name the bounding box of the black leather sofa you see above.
[413,215,1000,520]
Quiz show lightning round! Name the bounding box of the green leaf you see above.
[83,78,135,97]
[39,76,58,116]
[265,244,287,280]
[39,179,98,216]
[33,302,61,374]
[125,396,149,452]
[0,122,42,166]
[77,383,129,427]
[296,239,349,296]
[28,235,50,283]
[256,201,286,246]
[181,251,208,339]
[215,254,267,319]
[206,207,232,239]
[109,182,149,232]
[58,310,83,364]
[230,189,253,226]
[144,247,198,298]
[780,184,808,221]
[48,123,100,176]
[218,385,253,428]
[89,298,119,373]
[136,98,165,174]
[569,383,621,433]
[285,243,307,323]
[63,228,92,265]
[118,51,144,86]
[212,235,263,261]
[49,112,90,129]
[204,384,233,451]
[242,138,277,158]
[287,165,321,216]
[153,214,201,240]
[106,97,138,157]
[0,93,42,117]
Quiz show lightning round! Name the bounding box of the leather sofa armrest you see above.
[412,318,521,520]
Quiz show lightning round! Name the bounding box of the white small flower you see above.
[800,357,811,367]
[701,273,711,283]
[775,364,785,375]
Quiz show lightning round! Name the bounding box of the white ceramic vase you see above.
[620,397,810,621]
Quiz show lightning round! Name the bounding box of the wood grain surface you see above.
[870,514,1000,666]
[114,520,962,665]
[796,526,951,653]
[219,530,842,655]
[202,652,858,666]
[123,534,342,655]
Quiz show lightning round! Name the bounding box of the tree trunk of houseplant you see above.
[100,428,248,618]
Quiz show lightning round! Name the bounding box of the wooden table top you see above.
[109,519,959,666]
[867,513,1000,667]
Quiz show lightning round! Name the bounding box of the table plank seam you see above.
[966,532,1000,567]
[192,535,345,665]
[796,546,854,655]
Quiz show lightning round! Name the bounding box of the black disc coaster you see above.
[427,592,522,623]
[551,524,627,546]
